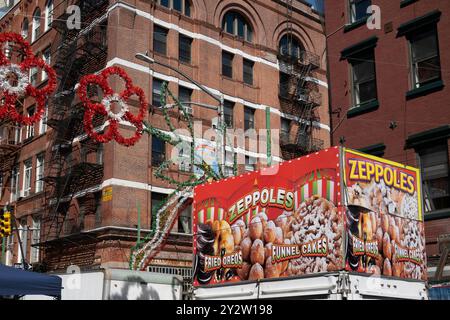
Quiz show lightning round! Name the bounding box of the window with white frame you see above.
[224,151,234,177]
[179,86,193,115]
[22,18,29,39]
[157,0,191,17]
[44,0,53,32]
[245,155,256,172]
[32,8,41,42]
[30,216,41,263]
[349,0,371,24]
[177,204,192,234]
[11,166,19,202]
[35,153,44,193]
[14,125,22,144]
[349,49,377,106]
[408,27,441,89]
[26,107,35,139]
[39,103,48,134]
[29,67,38,86]
[41,47,51,81]
[17,219,28,264]
[178,143,192,172]
[23,159,32,197]
[221,11,253,42]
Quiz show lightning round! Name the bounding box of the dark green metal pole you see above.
[266,107,272,166]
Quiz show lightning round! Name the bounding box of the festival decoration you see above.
[129,82,237,270]
[77,66,148,147]
[0,32,56,124]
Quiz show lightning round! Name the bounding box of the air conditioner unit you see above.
[19,189,30,198]
[211,117,219,129]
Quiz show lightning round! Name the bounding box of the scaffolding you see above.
[279,0,324,160]
[35,0,109,265]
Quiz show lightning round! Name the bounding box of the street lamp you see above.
[135,52,226,174]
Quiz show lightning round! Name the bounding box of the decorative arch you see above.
[272,20,317,55]
[190,0,207,20]
[213,0,267,47]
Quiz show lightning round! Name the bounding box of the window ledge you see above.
[347,99,379,118]
[406,80,444,100]
[424,208,450,221]
[400,0,419,8]
[344,17,369,33]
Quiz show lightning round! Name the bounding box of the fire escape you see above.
[278,0,324,160]
[0,121,21,203]
[36,0,108,264]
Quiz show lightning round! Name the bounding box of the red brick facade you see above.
[325,0,450,279]
[0,0,329,275]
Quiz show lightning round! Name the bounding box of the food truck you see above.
[191,147,428,300]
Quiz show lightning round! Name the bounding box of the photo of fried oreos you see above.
[194,223,215,285]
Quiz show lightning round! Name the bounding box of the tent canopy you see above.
[0,264,62,297]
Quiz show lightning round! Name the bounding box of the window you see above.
[11,166,19,202]
[279,34,304,59]
[151,192,167,214]
[30,216,41,263]
[32,8,41,42]
[245,156,256,172]
[224,151,234,177]
[153,25,168,55]
[22,18,29,39]
[349,0,371,23]
[221,11,253,42]
[409,28,441,89]
[152,78,163,107]
[243,59,254,85]
[36,153,44,193]
[419,143,449,211]
[178,144,192,172]
[222,51,234,78]
[26,107,35,139]
[179,35,192,64]
[179,86,193,115]
[157,0,191,17]
[349,49,377,106]
[17,219,28,264]
[42,47,51,81]
[23,159,32,197]
[96,143,104,164]
[30,67,38,86]
[44,0,53,32]
[152,135,166,166]
[244,107,255,130]
[14,126,22,144]
[223,100,234,128]
[94,191,102,227]
[39,103,48,134]
[177,204,192,234]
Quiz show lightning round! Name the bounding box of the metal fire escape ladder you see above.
[40,0,108,246]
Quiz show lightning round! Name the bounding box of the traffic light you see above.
[0,208,12,238]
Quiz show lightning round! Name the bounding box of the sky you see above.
[305,0,325,13]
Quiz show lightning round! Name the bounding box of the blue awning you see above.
[0,264,62,297]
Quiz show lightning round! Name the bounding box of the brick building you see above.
[0,0,329,283]
[325,0,450,281]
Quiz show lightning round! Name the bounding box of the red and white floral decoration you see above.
[0,32,56,124]
[77,66,148,147]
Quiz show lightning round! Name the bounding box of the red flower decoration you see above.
[0,32,56,125]
[77,66,148,147]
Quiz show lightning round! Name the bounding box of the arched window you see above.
[157,0,191,17]
[32,8,41,42]
[45,0,53,32]
[22,18,29,39]
[279,34,304,59]
[221,11,253,42]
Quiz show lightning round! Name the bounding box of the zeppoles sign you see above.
[347,159,415,195]
[227,187,295,224]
